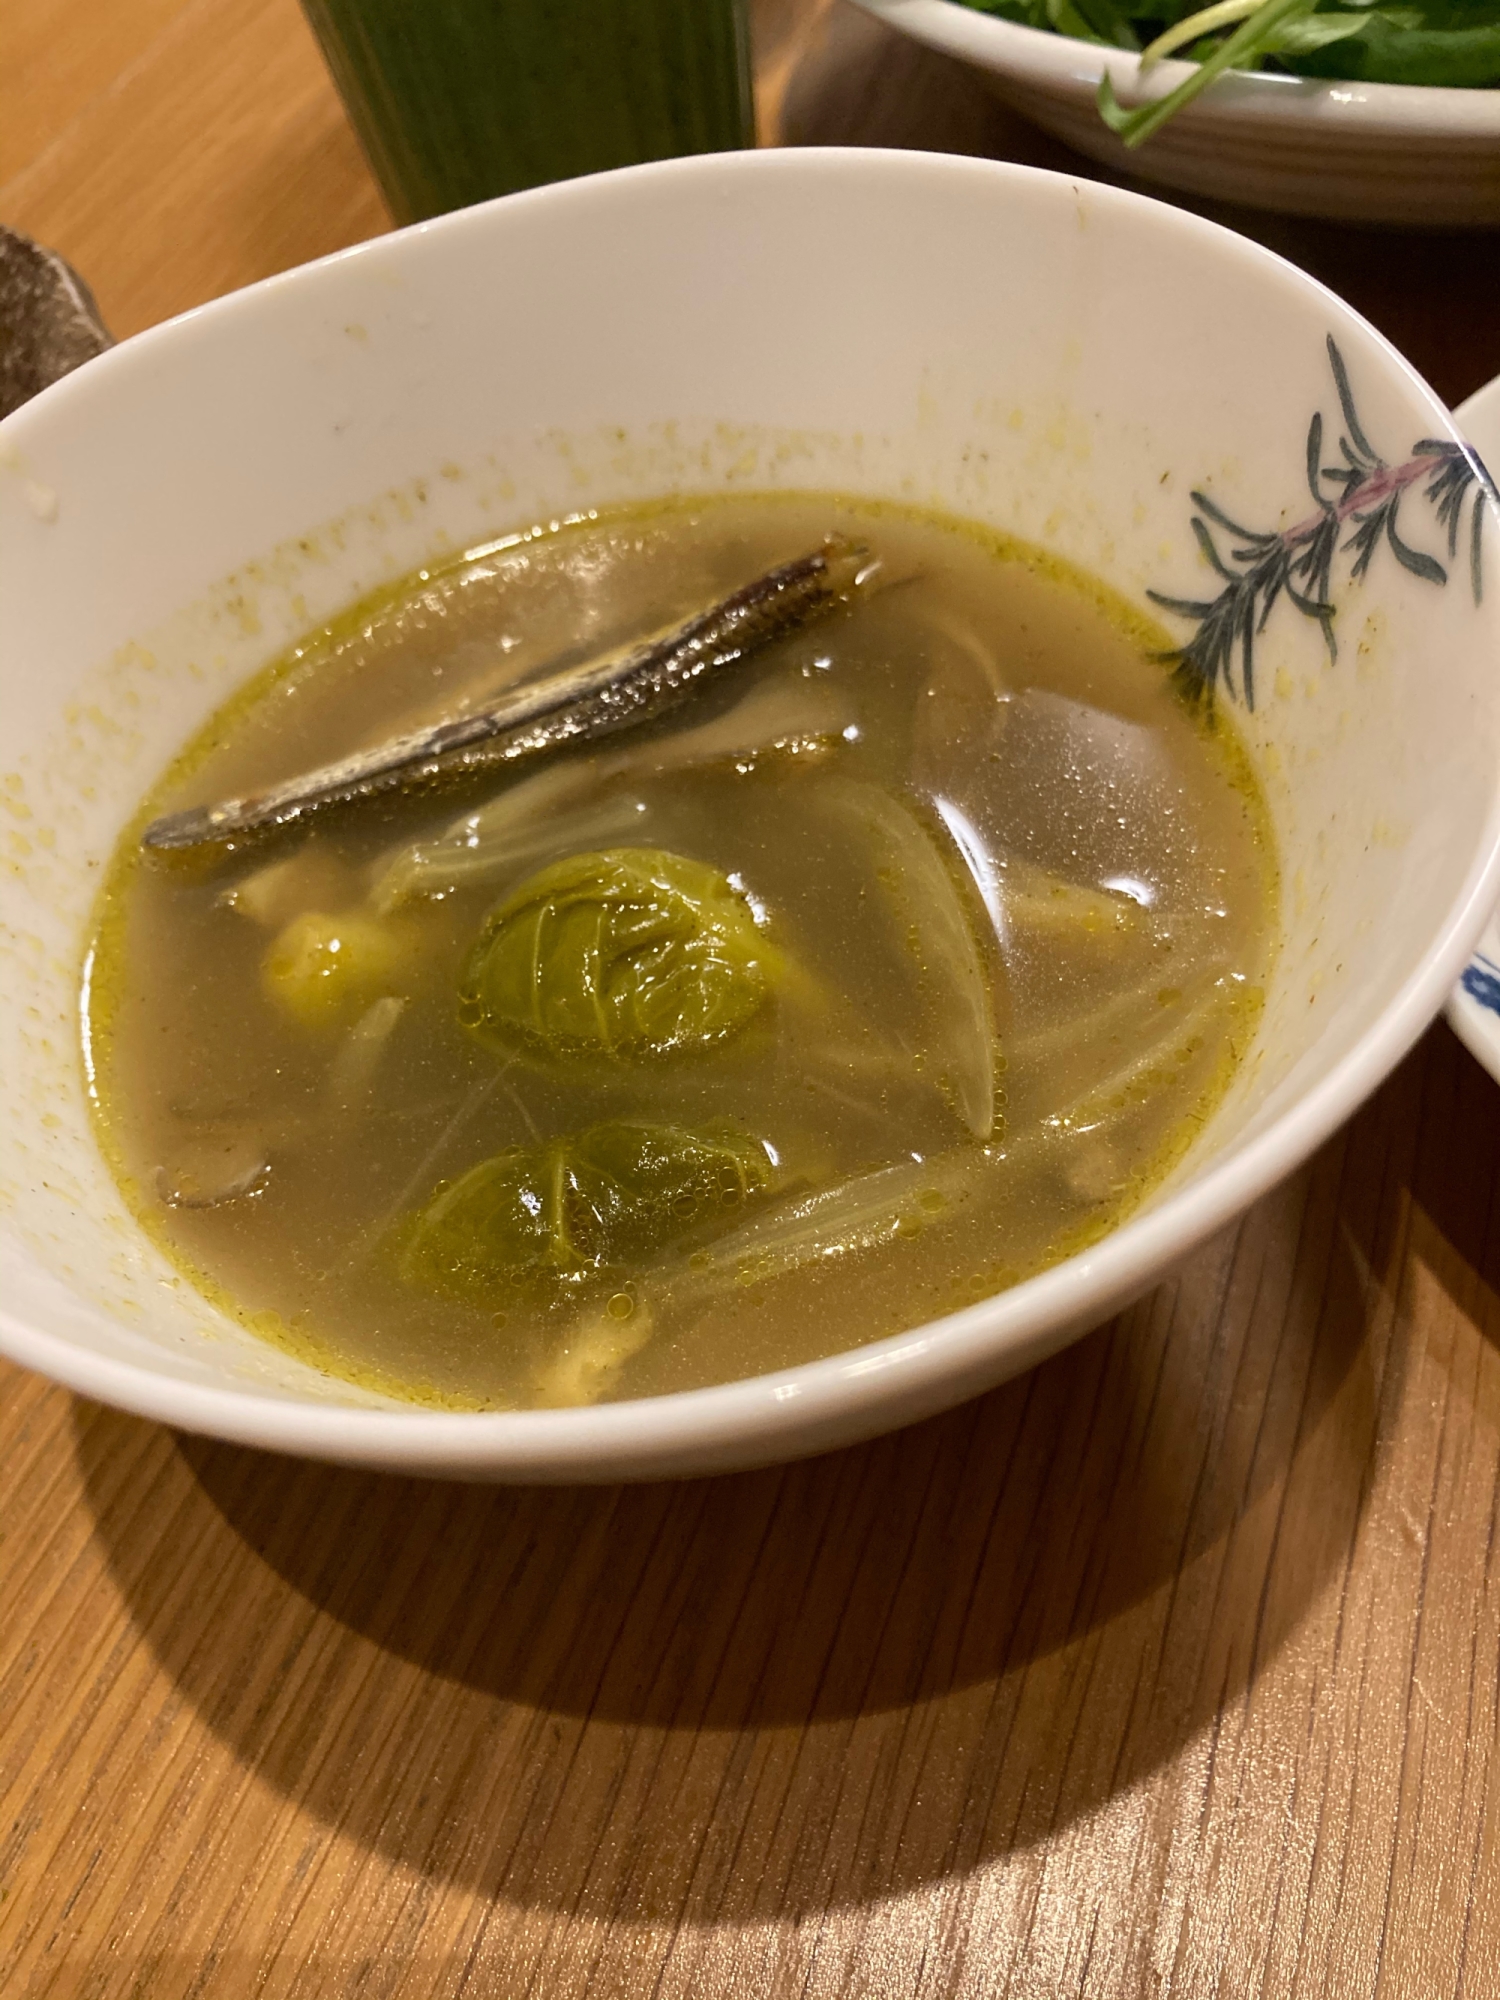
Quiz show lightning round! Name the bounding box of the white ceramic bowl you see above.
[851,0,1500,225]
[4,148,1499,1481]
[1446,369,1500,1080]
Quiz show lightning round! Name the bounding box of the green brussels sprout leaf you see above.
[458,847,774,1064]
[397,1118,776,1306]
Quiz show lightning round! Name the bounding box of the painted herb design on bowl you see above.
[1461,951,1500,1021]
[1154,336,1496,710]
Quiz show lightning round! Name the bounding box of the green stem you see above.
[1097,0,1314,146]
[1139,0,1266,68]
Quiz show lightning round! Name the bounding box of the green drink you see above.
[302,0,754,225]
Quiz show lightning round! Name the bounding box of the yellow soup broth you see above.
[85,494,1277,1407]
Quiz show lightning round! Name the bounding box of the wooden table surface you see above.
[4,5,1500,1995]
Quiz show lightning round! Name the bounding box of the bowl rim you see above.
[1444,370,1500,1085]
[850,0,1500,135]
[5,144,1500,1476]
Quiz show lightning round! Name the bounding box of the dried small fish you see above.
[142,537,868,854]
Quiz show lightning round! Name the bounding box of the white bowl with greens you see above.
[853,0,1500,224]
[3,149,1499,1480]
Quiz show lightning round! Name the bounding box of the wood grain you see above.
[2,4,1499,1994]
[0,0,388,340]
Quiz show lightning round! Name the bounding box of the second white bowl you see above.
[852,0,1500,225]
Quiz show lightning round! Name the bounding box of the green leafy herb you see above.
[397,1119,776,1305]
[955,0,1500,144]
[458,847,774,1065]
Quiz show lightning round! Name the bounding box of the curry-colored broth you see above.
[85,493,1276,1407]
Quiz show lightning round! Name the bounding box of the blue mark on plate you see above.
[1461,953,1500,1017]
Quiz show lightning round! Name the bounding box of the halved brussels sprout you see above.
[397,1118,775,1306]
[458,847,772,1065]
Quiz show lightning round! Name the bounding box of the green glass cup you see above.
[302,0,755,226]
